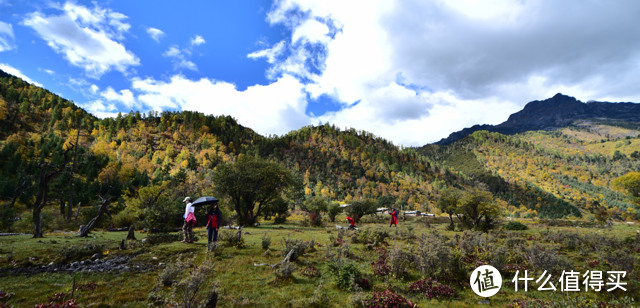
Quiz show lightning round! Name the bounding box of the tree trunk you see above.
[67,130,80,221]
[78,197,114,237]
[33,207,43,238]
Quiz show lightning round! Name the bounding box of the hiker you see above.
[346,216,356,230]
[389,208,398,227]
[205,201,222,250]
[182,197,195,243]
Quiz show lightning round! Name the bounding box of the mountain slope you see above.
[435,93,640,145]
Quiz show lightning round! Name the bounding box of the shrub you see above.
[307,283,332,308]
[388,245,412,279]
[364,290,417,308]
[208,243,225,257]
[167,259,220,308]
[327,202,341,222]
[408,278,456,299]
[274,262,297,281]
[300,264,321,278]
[371,250,391,277]
[520,244,571,276]
[282,237,308,262]
[157,254,192,287]
[335,262,362,290]
[219,229,243,247]
[261,234,271,250]
[111,206,137,229]
[415,232,450,279]
[149,257,219,307]
[504,221,528,230]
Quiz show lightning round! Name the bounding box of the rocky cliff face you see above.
[434,93,640,145]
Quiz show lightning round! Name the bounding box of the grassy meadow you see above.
[2,213,640,307]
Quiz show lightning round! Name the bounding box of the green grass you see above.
[1,216,639,307]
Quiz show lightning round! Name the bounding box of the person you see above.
[182,197,195,243]
[205,201,222,251]
[346,216,356,230]
[389,208,398,227]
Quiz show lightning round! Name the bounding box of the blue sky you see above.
[1,0,640,145]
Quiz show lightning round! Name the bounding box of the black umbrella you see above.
[191,196,219,207]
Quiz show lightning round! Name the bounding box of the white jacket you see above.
[184,202,194,218]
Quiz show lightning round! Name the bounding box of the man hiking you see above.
[182,197,195,243]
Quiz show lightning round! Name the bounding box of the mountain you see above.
[434,93,640,145]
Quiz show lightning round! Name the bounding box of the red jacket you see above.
[205,208,222,229]
[390,211,398,225]
[346,216,355,226]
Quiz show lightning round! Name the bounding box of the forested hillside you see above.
[1,69,639,235]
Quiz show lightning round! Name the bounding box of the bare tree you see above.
[32,147,73,238]
[77,195,115,237]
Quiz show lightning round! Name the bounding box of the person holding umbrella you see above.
[182,197,195,243]
[205,201,222,251]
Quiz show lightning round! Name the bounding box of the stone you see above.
[478,300,490,305]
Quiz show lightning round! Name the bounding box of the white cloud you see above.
[146,27,165,42]
[0,21,15,52]
[190,35,205,46]
[22,2,139,78]
[248,40,286,64]
[82,99,119,118]
[255,0,640,145]
[292,19,330,44]
[163,45,198,71]
[131,74,312,135]
[90,84,99,93]
[0,63,42,86]
[100,86,137,109]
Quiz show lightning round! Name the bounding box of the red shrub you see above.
[364,290,418,308]
[408,278,456,299]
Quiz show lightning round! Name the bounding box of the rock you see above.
[152,257,158,260]
[159,263,165,267]
[91,253,101,260]
[478,300,490,305]
[263,250,270,257]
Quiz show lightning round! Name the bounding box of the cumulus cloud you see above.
[190,35,205,46]
[0,21,15,52]
[101,86,137,109]
[146,27,165,42]
[81,99,119,118]
[0,63,42,86]
[131,74,312,135]
[162,45,198,71]
[253,0,640,145]
[22,2,139,78]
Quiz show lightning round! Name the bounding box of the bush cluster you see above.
[408,278,456,299]
[363,290,417,308]
[504,221,528,230]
